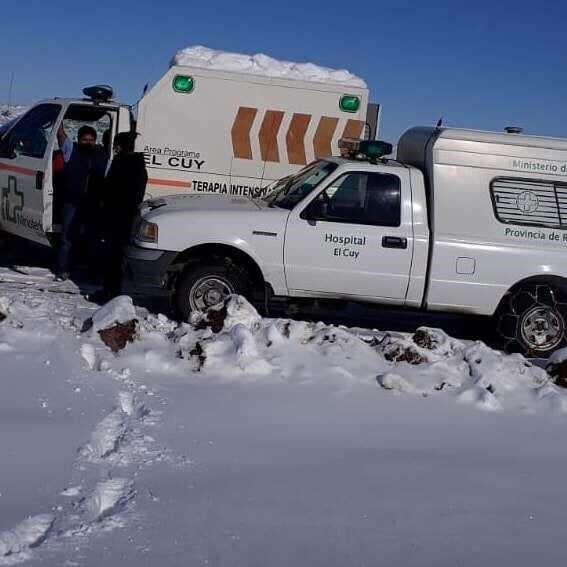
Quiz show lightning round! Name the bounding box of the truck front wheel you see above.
[496,284,567,356]
[175,261,251,321]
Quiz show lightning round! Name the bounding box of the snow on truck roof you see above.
[170,45,367,88]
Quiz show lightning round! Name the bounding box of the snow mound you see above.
[0,514,54,563]
[177,308,565,410]
[375,327,558,412]
[191,295,262,334]
[171,45,367,88]
[89,296,137,332]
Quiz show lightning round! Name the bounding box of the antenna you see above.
[7,71,14,111]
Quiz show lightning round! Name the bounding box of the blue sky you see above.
[1,0,566,142]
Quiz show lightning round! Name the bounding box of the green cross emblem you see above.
[1,176,23,223]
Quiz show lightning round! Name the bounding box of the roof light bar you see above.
[338,138,393,160]
[82,85,114,102]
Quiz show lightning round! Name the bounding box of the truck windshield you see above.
[263,160,338,210]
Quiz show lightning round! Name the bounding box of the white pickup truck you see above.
[126,127,567,356]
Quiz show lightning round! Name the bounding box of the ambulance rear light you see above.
[136,220,159,244]
[338,138,393,161]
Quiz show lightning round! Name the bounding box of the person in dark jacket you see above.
[90,132,147,303]
[56,125,108,280]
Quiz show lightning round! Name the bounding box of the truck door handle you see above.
[382,236,407,249]
[35,171,44,190]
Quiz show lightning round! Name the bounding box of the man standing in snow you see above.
[55,125,108,280]
[89,132,147,303]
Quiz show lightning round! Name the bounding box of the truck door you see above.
[284,168,413,302]
[0,103,63,245]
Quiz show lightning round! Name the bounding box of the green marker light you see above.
[173,75,195,93]
[339,95,361,113]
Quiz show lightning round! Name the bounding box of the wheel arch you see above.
[168,242,267,293]
[494,274,567,315]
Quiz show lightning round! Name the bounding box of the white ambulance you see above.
[0,46,374,246]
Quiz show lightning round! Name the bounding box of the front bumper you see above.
[123,245,178,297]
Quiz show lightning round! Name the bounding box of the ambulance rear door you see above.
[0,102,64,245]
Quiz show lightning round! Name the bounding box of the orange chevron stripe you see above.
[259,110,285,163]
[313,116,339,158]
[231,107,257,160]
[286,113,311,165]
[148,178,192,189]
[342,119,365,140]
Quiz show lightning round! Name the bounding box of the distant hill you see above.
[0,105,27,125]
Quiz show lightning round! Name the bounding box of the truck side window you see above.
[1,104,62,159]
[491,177,566,229]
[311,172,401,227]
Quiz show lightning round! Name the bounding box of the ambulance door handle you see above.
[35,171,44,190]
[382,236,407,249]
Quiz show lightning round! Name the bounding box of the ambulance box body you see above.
[136,47,371,199]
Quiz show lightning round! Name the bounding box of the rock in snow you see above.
[82,296,138,352]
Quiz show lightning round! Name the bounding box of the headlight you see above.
[136,220,159,244]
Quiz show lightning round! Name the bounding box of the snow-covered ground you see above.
[1,264,567,566]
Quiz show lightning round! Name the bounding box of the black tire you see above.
[496,283,567,356]
[175,260,251,321]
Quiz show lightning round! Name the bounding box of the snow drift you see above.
[171,45,367,88]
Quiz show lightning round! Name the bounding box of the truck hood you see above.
[142,194,262,215]
[138,193,289,253]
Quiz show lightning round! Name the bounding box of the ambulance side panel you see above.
[425,134,567,316]
[136,67,368,199]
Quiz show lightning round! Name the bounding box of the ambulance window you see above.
[309,172,401,226]
[491,177,565,228]
[62,106,113,155]
[2,104,61,159]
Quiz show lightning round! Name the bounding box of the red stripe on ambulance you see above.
[0,161,37,177]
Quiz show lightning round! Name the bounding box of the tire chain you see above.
[498,284,567,355]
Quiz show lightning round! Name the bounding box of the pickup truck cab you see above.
[126,129,567,357]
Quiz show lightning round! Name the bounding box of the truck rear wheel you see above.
[496,284,567,356]
[175,260,251,321]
